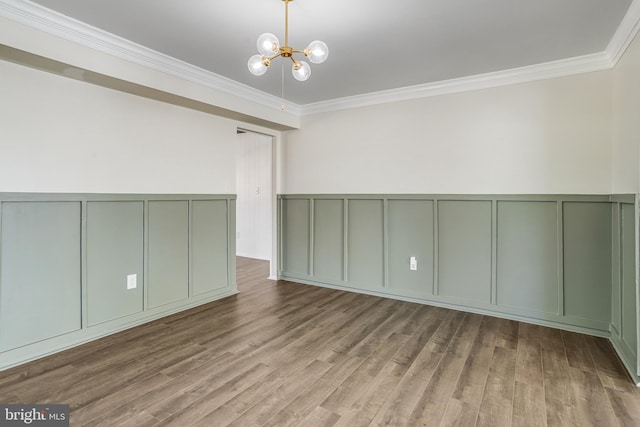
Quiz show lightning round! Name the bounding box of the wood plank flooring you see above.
[1,257,639,426]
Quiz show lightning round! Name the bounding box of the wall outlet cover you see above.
[127,274,137,290]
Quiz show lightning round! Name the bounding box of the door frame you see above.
[236,125,280,280]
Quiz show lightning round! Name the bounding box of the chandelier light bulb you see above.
[305,40,329,64]
[292,60,311,81]
[246,0,327,87]
[248,54,268,76]
[257,33,280,57]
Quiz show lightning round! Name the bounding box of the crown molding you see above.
[301,0,640,115]
[0,0,301,115]
[607,0,640,65]
[300,53,613,115]
[2,0,640,118]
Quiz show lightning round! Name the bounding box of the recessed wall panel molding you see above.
[621,203,637,358]
[313,199,344,282]
[0,193,237,371]
[438,200,491,304]
[0,201,81,351]
[87,201,144,326]
[281,198,311,276]
[147,201,190,308]
[608,196,638,382]
[347,199,384,290]
[191,200,229,296]
[562,202,611,324]
[496,201,559,315]
[387,200,434,297]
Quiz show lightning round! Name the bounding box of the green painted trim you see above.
[557,201,564,317]
[490,200,498,305]
[433,200,439,296]
[635,194,640,376]
[280,194,612,202]
[228,199,237,292]
[0,193,237,201]
[80,200,88,329]
[610,194,636,203]
[610,330,640,385]
[309,198,315,277]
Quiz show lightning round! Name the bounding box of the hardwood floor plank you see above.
[339,309,449,424]
[541,348,578,427]
[297,406,340,427]
[511,381,546,427]
[225,359,333,426]
[561,331,596,371]
[492,317,519,351]
[70,373,173,426]
[154,362,274,425]
[439,398,481,427]
[568,367,618,426]
[407,313,482,425]
[605,386,640,427]
[369,311,466,426]
[320,332,408,414]
[451,316,497,410]
[476,346,517,427]
[263,355,364,427]
[515,323,543,387]
[1,257,638,427]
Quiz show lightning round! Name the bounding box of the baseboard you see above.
[610,329,640,386]
[279,275,610,339]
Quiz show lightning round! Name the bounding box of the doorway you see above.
[236,130,273,264]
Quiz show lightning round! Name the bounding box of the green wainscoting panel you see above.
[347,199,384,289]
[86,201,144,326]
[313,199,344,282]
[282,198,310,275]
[0,202,81,351]
[621,203,637,359]
[497,201,559,315]
[438,200,491,303]
[191,200,229,296]
[562,202,611,324]
[387,200,434,296]
[611,203,622,336]
[148,201,189,309]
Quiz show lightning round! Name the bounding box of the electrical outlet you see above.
[410,256,418,271]
[127,274,137,290]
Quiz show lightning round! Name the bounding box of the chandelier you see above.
[248,0,329,82]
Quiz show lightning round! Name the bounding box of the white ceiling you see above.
[21,0,636,105]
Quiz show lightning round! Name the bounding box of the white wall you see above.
[0,60,236,194]
[612,31,640,194]
[284,71,613,194]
